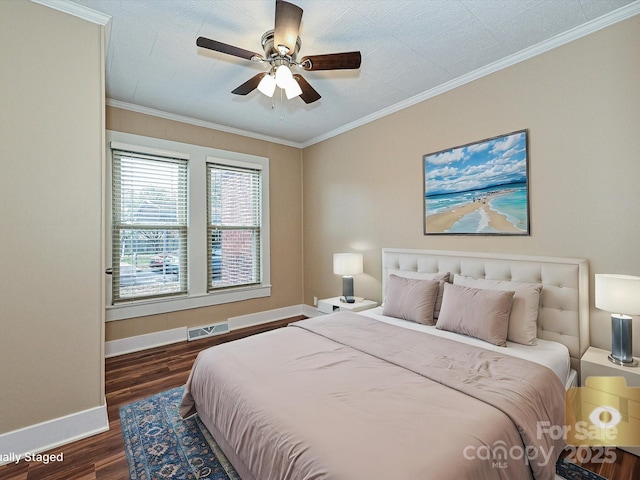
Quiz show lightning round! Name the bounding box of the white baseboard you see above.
[105,305,313,358]
[0,402,109,466]
[302,304,321,318]
[105,326,188,358]
[227,304,308,330]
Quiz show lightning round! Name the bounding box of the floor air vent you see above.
[187,322,229,341]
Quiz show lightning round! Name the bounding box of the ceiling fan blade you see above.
[274,0,303,54]
[232,73,268,95]
[293,74,321,104]
[300,52,362,71]
[197,36,260,61]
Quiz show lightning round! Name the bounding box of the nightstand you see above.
[581,346,640,457]
[317,297,377,314]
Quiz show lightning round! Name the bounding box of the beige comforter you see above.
[181,313,565,480]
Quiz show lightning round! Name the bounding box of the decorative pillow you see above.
[453,274,542,346]
[386,270,450,319]
[436,283,514,347]
[382,274,441,325]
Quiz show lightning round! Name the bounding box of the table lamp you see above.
[333,253,363,303]
[595,274,640,367]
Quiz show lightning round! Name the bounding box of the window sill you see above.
[105,285,272,321]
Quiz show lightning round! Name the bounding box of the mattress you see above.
[181,312,566,480]
[359,306,572,386]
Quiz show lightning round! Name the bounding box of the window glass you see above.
[207,163,262,290]
[111,150,188,302]
[106,131,271,321]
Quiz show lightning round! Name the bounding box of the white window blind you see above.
[111,149,188,302]
[207,163,262,291]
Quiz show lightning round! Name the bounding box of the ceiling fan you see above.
[196,0,362,104]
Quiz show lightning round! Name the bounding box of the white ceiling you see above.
[65,0,638,147]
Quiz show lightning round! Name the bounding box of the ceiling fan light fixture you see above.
[197,0,360,105]
[285,78,302,99]
[257,73,276,97]
[275,64,293,88]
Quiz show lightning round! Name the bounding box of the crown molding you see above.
[33,0,112,50]
[32,0,111,25]
[106,99,304,149]
[299,1,640,148]
[98,1,638,149]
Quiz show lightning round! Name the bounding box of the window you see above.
[111,149,188,302]
[106,131,271,321]
[207,162,262,290]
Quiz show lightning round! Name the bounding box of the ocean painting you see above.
[424,130,530,235]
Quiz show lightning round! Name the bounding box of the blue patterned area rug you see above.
[120,386,239,480]
[120,386,606,480]
[556,456,608,480]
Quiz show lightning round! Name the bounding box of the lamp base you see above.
[342,276,355,303]
[609,314,637,367]
[608,354,638,367]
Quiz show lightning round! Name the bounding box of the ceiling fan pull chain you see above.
[280,88,284,121]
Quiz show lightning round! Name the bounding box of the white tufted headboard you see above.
[382,248,589,375]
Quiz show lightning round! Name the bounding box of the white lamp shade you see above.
[333,253,363,276]
[257,74,276,97]
[275,64,293,88]
[284,77,302,99]
[595,274,640,315]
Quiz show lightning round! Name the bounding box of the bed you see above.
[181,249,590,480]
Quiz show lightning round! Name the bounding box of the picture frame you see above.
[423,129,530,236]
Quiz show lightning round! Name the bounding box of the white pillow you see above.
[453,274,542,346]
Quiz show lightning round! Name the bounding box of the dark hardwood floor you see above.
[0,317,298,480]
[1,315,638,479]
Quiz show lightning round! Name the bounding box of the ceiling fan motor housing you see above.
[261,29,301,66]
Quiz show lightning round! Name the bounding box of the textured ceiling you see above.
[68,0,638,146]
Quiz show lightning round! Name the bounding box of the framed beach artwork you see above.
[423,129,530,235]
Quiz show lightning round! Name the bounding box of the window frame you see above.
[111,149,189,303]
[106,130,271,321]
[206,159,263,292]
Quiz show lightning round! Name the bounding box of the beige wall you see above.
[105,107,304,341]
[3,0,634,449]
[0,1,105,434]
[302,16,640,355]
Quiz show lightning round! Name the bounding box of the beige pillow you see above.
[386,270,450,319]
[436,283,514,346]
[382,274,440,325]
[453,274,542,346]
